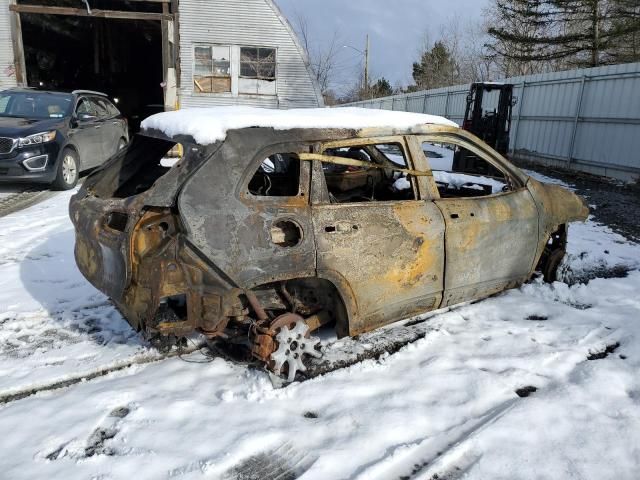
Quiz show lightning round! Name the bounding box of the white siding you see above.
[178,0,322,109]
[0,0,17,89]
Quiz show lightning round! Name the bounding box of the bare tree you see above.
[293,12,343,103]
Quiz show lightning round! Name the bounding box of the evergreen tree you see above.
[369,77,393,98]
[412,41,460,89]
[487,0,640,68]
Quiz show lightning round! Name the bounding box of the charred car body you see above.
[70,107,588,380]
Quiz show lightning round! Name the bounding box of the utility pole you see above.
[343,36,370,99]
[364,34,369,98]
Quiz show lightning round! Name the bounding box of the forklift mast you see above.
[462,82,515,156]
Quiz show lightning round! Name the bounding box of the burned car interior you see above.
[321,143,416,203]
[248,153,301,197]
[71,113,589,382]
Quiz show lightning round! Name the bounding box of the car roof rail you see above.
[72,89,108,97]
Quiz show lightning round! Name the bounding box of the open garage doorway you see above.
[18,3,166,132]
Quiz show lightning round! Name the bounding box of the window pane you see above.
[259,48,276,61]
[258,62,276,80]
[76,98,95,116]
[211,46,231,76]
[248,153,300,197]
[240,47,276,80]
[194,46,212,75]
[94,98,114,118]
[322,143,415,203]
[422,141,509,198]
[241,47,259,62]
[194,45,231,93]
[241,62,258,78]
[0,95,10,113]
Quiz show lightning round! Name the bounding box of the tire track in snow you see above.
[349,398,519,480]
[0,186,59,219]
[0,342,205,405]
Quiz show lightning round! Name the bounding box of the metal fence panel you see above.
[340,62,640,181]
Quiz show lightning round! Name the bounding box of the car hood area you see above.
[0,116,65,137]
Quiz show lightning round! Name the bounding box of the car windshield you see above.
[0,91,73,119]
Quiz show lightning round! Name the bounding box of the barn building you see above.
[0,0,323,129]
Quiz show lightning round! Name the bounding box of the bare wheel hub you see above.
[271,320,321,382]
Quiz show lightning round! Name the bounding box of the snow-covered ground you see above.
[0,177,639,479]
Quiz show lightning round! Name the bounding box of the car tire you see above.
[51,148,79,191]
[542,248,565,283]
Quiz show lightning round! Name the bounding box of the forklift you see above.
[453,82,516,174]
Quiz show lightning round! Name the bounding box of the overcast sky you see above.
[275,0,490,93]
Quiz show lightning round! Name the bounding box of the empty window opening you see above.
[88,135,179,199]
[249,153,300,197]
[322,143,416,203]
[422,141,510,198]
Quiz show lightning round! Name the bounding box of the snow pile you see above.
[140,106,457,145]
[393,176,411,190]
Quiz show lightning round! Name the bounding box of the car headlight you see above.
[18,131,57,147]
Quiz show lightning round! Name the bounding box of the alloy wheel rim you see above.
[62,155,77,184]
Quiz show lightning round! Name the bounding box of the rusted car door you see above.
[414,135,539,307]
[309,137,445,336]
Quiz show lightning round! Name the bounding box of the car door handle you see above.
[112,121,120,125]
[325,222,358,233]
[94,125,101,129]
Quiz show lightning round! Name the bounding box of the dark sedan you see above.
[0,89,128,190]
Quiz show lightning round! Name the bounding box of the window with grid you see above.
[193,45,231,93]
[240,47,276,81]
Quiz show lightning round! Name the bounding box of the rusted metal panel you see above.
[526,177,590,270]
[177,130,318,289]
[434,189,539,306]
[312,200,445,335]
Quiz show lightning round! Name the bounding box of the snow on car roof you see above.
[140,106,458,145]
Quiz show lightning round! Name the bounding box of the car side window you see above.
[76,98,95,118]
[422,141,511,198]
[105,100,120,116]
[320,143,416,203]
[90,97,110,119]
[248,153,300,197]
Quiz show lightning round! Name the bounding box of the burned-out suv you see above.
[70,107,588,381]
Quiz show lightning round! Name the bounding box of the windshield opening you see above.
[0,91,74,119]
